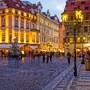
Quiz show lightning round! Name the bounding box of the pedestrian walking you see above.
[42,52,45,62]
[46,52,50,63]
[67,52,71,64]
[50,52,53,62]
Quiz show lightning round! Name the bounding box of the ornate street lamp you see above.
[61,6,83,77]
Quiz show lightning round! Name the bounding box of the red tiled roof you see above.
[4,0,33,13]
[3,0,60,23]
[66,0,90,13]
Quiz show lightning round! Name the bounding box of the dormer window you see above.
[16,4,19,7]
[71,2,74,5]
[81,2,85,4]
[85,6,89,10]
[0,3,3,6]
[22,6,25,9]
[13,0,17,2]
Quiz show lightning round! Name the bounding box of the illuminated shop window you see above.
[15,32,18,40]
[70,38,73,43]
[77,37,80,43]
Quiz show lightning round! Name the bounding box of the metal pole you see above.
[74,28,77,77]
[81,38,84,64]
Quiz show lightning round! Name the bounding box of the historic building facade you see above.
[62,0,90,56]
[0,0,60,51]
[36,10,59,51]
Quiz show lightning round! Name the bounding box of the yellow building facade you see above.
[36,12,59,51]
[0,8,40,48]
[0,0,60,52]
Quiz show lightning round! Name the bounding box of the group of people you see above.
[42,52,53,63]
[29,51,53,63]
[8,50,22,60]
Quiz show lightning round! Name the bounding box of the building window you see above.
[71,2,74,5]
[89,26,90,32]
[21,18,24,28]
[70,38,73,43]
[0,3,3,6]
[13,0,17,2]
[15,32,18,40]
[26,20,29,29]
[85,15,89,20]
[81,2,85,4]
[77,37,80,43]
[21,12,24,16]
[85,6,89,10]
[84,26,88,32]
[70,15,74,21]
[66,32,69,36]
[36,33,39,43]
[15,10,18,14]
[1,16,5,27]
[31,23,36,29]
[2,31,5,42]
[15,17,18,27]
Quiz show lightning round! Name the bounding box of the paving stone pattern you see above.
[51,60,81,90]
[0,57,73,90]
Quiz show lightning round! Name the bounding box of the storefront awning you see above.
[0,44,11,48]
[30,46,38,49]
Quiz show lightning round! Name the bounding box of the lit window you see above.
[70,38,73,43]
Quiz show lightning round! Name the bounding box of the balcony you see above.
[30,28,40,32]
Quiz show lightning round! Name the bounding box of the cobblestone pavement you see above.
[68,64,90,90]
[42,58,81,90]
[0,56,75,90]
[43,59,90,90]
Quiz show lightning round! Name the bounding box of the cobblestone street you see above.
[0,56,74,90]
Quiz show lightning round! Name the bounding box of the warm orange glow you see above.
[18,10,21,15]
[34,16,36,19]
[6,15,9,26]
[0,30,1,43]
[62,13,68,22]
[6,29,9,42]
[24,32,26,43]
[5,9,9,13]
[12,9,15,13]
[24,12,26,16]
[29,14,31,17]
[18,31,20,43]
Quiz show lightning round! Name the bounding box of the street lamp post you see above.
[81,36,85,64]
[62,6,83,77]
[64,37,70,56]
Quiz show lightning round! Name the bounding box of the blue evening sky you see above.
[22,0,67,21]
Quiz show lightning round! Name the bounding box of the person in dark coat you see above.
[67,52,71,64]
[42,52,45,62]
[50,52,53,62]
